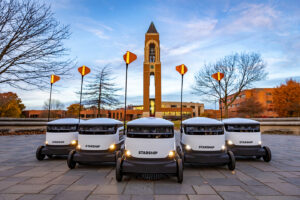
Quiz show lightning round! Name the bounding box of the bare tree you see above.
[42,99,64,118]
[0,0,73,89]
[193,52,267,118]
[81,66,121,117]
[43,99,64,110]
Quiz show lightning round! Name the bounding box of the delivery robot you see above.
[67,118,124,169]
[223,118,271,162]
[36,118,79,160]
[115,117,183,183]
[181,117,235,170]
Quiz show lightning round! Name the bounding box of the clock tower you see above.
[143,22,162,117]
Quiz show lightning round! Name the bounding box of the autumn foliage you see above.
[237,96,264,118]
[273,79,300,117]
[0,92,25,117]
[66,104,84,117]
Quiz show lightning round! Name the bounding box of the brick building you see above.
[222,88,277,118]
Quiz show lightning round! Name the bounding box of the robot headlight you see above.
[109,144,116,150]
[125,150,131,157]
[71,140,77,145]
[168,150,175,158]
[185,145,191,150]
[221,145,226,151]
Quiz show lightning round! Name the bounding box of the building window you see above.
[266,100,272,104]
[191,106,195,109]
[266,92,272,96]
[149,43,155,62]
[183,105,187,108]
[241,94,246,98]
[171,105,177,108]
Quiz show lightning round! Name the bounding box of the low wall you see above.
[0,118,299,135]
[260,122,300,135]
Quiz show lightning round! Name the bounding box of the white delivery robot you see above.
[67,118,124,169]
[223,118,271,162]
[181,117,235,170]
[116,117,183,183]
[36,118,79,160]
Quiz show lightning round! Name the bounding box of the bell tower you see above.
[143,22,162,118]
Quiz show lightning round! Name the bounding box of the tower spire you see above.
[147,22,158,33]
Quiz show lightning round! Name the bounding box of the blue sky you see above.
[3,0,300,110]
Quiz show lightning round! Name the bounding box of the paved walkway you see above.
[0,134,299,200]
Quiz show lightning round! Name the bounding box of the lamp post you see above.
[122,51,137,127]
[176,64,188,133]
[211,72,224,120]
[48,75,60,121]
[77,65,91,122]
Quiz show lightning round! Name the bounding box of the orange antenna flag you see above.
[212,72,224,81]
[50,75,60,84]
[176,64,188,75]
[123,51,137,65]
[78,65,91,76]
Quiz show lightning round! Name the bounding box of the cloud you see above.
[185,19,218,38]
[224,3,279,33]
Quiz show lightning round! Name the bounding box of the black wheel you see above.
[116,157,123,182]
[177,158,183,183]
[46,154,53,159]
[115,151,121,161]
[263,146,272,162]
[67,150,77,169]
[36,146,45,161]
[227,151,236,171]
[256,156,262,160]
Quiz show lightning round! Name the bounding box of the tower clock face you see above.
[150,65,154,69]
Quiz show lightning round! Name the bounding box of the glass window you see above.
[47,125,78,133]
[127,126,174,138]
[79,125,116,135]
[184,126,224,135]
[225,124,260,132]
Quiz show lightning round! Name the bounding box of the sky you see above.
[2,0,300,110]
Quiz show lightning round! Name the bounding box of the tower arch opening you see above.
[149,43,155,63]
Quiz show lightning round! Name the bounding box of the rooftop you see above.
[146,22,158,34]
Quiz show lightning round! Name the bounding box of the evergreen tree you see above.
[81,66,121,117]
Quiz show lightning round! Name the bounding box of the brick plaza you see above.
[0,134,299,200]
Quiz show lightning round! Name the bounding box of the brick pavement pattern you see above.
[0,134,299,200]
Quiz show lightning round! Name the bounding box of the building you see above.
[23,110,66,118]
[223,88,277,118]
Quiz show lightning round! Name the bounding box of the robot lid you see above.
[127,117,174,126]
[80,118,122,125]
[223,118,260,125]
[183,117,223,126]
[47,118,80,125]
